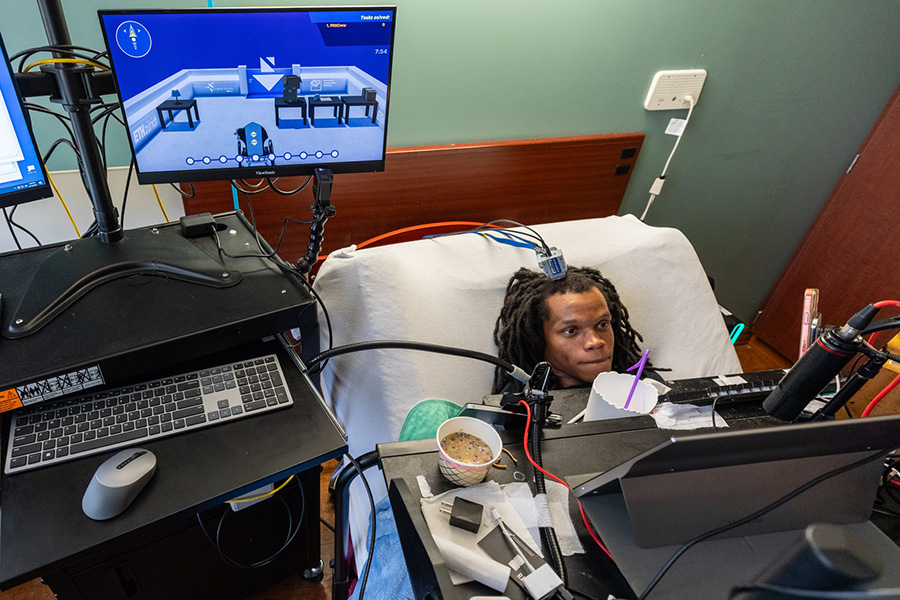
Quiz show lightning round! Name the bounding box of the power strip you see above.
[644,69,707,110]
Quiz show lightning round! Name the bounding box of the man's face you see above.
[542,288,615,388]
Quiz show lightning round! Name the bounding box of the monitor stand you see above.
[4,224,242,339]
[3,1,246,340]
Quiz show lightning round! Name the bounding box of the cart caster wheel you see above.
[303,560,325,583]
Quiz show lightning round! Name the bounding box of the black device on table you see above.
[341,87,379,124]
[156,97,199,129]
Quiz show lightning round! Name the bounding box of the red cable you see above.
[517,400,614,561]
[860,372,900,417]
[355,221,499,249]
[315,221,508,262]
[862,301,900,408]
[866,300,900,345]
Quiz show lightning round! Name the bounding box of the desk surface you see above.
[0,336,347,588]
[379,390,777,599]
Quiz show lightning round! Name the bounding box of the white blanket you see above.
[312,215,742,571]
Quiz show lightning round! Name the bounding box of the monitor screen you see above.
[0,30,52,208]
[98,7,396,185]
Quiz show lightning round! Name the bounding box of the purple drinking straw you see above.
[623,349,650,409]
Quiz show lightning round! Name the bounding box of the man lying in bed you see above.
[492,266,661,394]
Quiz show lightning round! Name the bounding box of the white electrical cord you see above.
[639,94,696,221]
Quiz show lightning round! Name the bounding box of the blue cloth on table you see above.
[349,496,414,600]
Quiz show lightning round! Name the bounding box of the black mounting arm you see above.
[296,168,335,276]
[14,67,115,99]
[3,0,246,340]
[30,0,121,242]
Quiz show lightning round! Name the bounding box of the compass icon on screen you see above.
[115,21,152,58]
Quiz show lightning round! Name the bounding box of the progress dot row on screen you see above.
[185,150,340,165]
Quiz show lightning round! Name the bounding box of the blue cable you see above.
[478,228,542,249]
[729,323,745,345]
[424,225,546,252]
[494,229,542,248]
[477,231,538,249]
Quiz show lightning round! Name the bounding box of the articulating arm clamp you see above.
[297,168,335,276]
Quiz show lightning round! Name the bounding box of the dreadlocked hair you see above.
[491,266,648,394]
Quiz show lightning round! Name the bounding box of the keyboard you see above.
[660,369,787,407]
[6,353,294,474]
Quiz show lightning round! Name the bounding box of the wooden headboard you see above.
[181,133,644,263]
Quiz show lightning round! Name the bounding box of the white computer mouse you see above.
[82,448,157,520]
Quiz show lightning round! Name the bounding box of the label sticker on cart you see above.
[9,365,105,409]
[0,389,23,413]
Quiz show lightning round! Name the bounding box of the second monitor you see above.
[98,6,396,184]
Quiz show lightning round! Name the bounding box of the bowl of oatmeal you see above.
[436,416,503,487]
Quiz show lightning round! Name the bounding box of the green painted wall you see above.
[4,1,900,325]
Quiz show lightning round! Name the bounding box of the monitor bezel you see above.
[97,6,396,185]
[0,31,53,208]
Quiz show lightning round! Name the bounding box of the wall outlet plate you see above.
[644,69,707,110]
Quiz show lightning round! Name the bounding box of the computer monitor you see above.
[0,30,52,209]
[98,7,396,185]
[572,414,900,548]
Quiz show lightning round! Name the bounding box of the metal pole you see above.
[37,0,122,242]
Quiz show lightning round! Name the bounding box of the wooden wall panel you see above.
[181,134,643,263]
[752,85,900,361]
